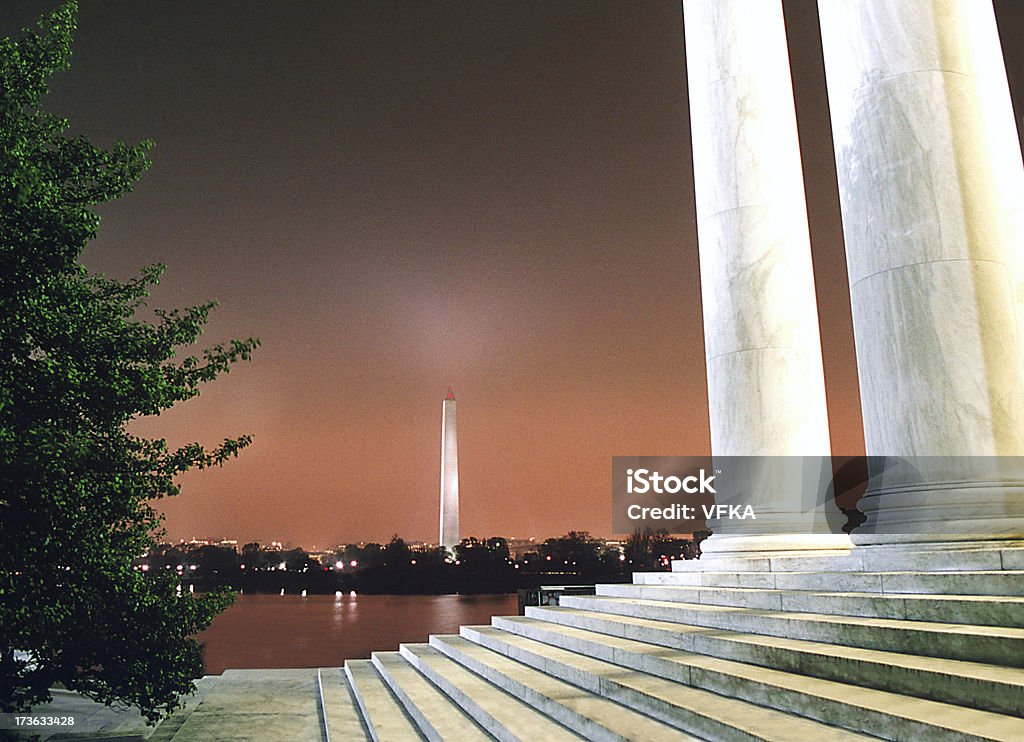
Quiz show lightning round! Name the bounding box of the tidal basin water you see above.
[197,592,518,674]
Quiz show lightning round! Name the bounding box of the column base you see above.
[678,538,1024,573]
[698,533,852,560]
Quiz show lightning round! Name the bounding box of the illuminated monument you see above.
[439,388,460,550]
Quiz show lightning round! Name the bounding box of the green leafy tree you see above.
[0,3,258,723]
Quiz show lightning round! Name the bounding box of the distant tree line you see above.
[139,529,710,595]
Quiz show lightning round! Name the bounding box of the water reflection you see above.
[198,593,517,674]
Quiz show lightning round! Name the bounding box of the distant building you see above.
[506,538,538,559]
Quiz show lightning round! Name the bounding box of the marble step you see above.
[525,605,1024,716]
[167,668,325,742]
[477,618,1024,741]
[371,651,492,741]
[598,582,1024,627]
[431,633,870,742]
[636,569,1024,596]
[318,667,370,742]
[423,634,695,742]
[556,595,1024,667]
[398,642,586,741]
[345,659,424,741]
[670,544,1024,575]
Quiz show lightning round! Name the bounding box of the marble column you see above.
[818,0,1024,542]
[684,0,843,553]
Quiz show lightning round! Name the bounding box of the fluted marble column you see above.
[818,0,1024,542]
[684,0,842,553]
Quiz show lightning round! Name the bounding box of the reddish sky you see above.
[4,2,1024,547]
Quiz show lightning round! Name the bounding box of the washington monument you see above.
[439,388,460,549]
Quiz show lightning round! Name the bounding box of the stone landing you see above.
[14,545,1024,740]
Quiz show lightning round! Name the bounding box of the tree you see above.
[382,535,412,567]
[624,526,658,568]
[0,3,258,723]
[540,531,602,571]
[192,545,241,576]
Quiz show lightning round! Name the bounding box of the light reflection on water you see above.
[197,593,518,674]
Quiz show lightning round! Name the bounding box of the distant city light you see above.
[350,560,358,567]
[410,559,417,565]
[140,564,150,572]
[279,562,287,570]
[335,561,344,569]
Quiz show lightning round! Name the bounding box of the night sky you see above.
[4,2,1024,547]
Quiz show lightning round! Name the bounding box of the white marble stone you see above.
[318,667,370,742]
[399,642,583,741]
[818,0,1024,542]
[559,594,1024,667]
[474,618,1019,741]
[371,651,488,741]
[684,0,845,554]
[502,611,1024,718]
[685,0,830,459]
[344,661,421,741]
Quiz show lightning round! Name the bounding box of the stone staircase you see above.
[322,544,1024,741]
[36,545,1023,741]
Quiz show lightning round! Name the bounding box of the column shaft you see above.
[818,0,1024,541]
[684,0,839,552]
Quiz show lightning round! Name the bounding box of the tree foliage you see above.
[0,2,258,722]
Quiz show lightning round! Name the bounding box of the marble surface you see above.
[170,668,324,741]
[818,0,1024,541]
[819,0,1024,455]
[684,0,831,464]
[371,651,490,741]
[318,667,370,742]
[513,606,1024,720]
[345,660,421,741]
[400,642,584,741]
[474,618,1018,741]
[684,0,838,555]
